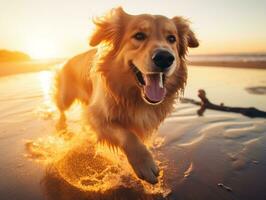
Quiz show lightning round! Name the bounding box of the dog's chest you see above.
[108,100,166,133]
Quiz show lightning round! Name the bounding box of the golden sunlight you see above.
[25,37,59,59]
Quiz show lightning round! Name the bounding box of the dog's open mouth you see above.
[129,61,166,105]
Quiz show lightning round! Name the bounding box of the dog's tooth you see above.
[144,75,150,86]
[159,73,163,88]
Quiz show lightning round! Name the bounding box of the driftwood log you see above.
[181,89,266,118]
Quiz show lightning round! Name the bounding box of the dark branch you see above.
[181,89,266,118]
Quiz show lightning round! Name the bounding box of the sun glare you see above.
[25,37,59,59]
[39,71,53,104]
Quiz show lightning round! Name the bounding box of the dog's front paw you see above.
[125,145,159,184]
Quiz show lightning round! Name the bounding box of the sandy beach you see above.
[188,61,266,69]
[0,63,266,200]
[0,59,64,77]
[1,0,266,199]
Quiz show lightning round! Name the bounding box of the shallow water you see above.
[0,66,266,200]
[186,66,266,110]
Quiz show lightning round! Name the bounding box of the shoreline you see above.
[1,60,266,78]
[0,59,64,77]
[188,61,266,69]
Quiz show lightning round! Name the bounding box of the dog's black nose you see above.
[152,50,175,69]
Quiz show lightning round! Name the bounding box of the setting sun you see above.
[24,36,59,59]
[1,0,266,59]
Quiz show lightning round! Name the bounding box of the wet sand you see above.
[0,65,266,200]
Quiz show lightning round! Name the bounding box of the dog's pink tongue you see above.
[143,73,166,103]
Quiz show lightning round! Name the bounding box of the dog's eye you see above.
[133,32,147,41]
[167,35,176,43]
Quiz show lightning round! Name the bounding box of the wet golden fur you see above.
[55,7,198,184]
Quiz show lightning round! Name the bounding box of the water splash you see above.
[25,127,170,196]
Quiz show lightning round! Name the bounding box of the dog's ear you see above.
[89,7,127,47]
[172,17,199,56]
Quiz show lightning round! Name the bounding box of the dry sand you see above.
[0,65,266,200]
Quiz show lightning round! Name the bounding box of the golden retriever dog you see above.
[55,7,199,184]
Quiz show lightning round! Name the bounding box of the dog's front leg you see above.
[95,123,159,184]
[122,131,160,184]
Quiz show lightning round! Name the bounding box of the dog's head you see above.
[89,7,199,105]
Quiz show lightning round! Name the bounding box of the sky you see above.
[1,0,266,59]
